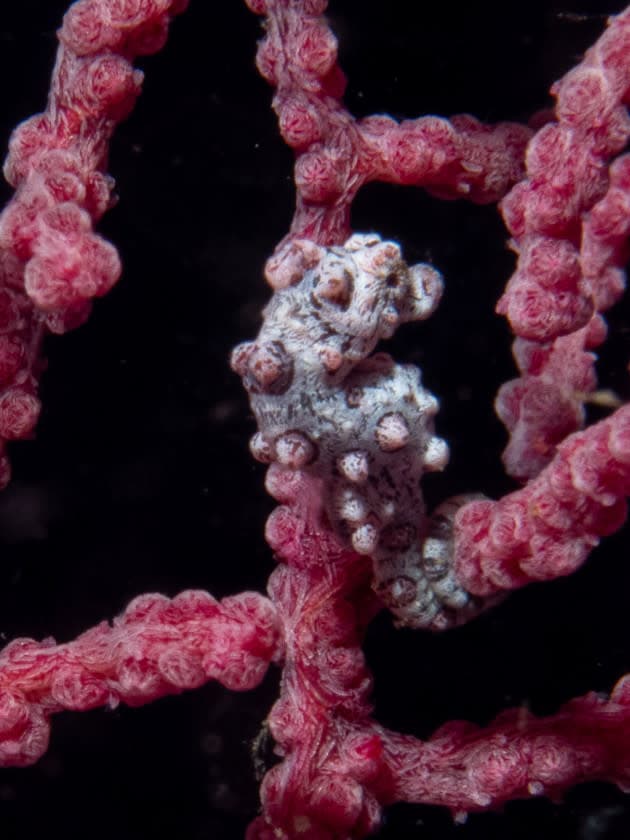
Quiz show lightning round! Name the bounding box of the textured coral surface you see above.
[0,1,630,839]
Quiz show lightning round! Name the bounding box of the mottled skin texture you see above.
[232,233,482,629]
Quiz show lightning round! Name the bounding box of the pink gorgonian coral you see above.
[0,1,629,839]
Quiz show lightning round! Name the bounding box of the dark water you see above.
[0,1,628,838]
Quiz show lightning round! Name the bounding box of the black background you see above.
[0,1,630,838]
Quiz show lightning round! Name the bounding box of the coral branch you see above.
[247,470,630,838]
[496,7,630,478]
[381,673,630,816]
[0,0,187,484]
[247,0,531,289]
[1,1,630,837]
[249,469,383,838]
[453,404,630,597]
[2,0,188,316]
[0,589,281,768]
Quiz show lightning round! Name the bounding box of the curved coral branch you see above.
[0,589,281,767]
[496,7,630,478]
[248,470,630,838]
[379,674,630,817]
[453,403,630,597]
[246,0,531,289]
[0,0,187,484]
